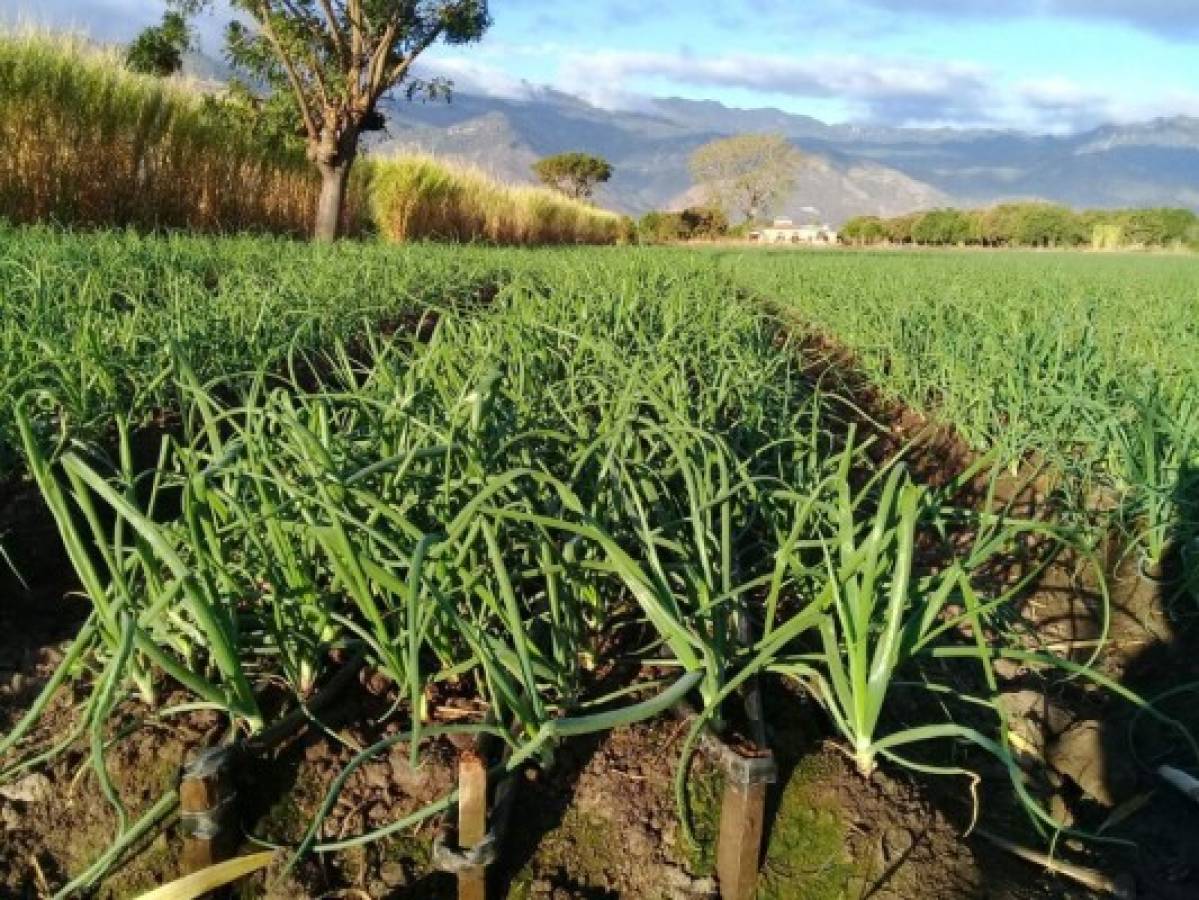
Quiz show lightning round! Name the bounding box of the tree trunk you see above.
[314,161,352,243]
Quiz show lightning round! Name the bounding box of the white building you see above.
[756,218,839,245]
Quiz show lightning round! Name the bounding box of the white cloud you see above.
[415,56,539,101]
[7,2,1196,131]
[855,0,1199,40]
[509,46,1199,131]
[1013,76,1199,130]
[554,49,996,125]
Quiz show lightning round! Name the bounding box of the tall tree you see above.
[689,134,804,223]
[126,11,193,77]
[180,1,491,240]
[532,152,613,201]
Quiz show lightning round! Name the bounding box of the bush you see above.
[1186,221,1199,252]
[680,206,729,240]
[836,203,1198,251]
[843,216,887,245]
[638,211,689,244]
[885,214,920,245]
[911,209,973,246]
[1009,204,1085,247]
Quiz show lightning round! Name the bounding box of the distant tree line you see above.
[843,203,1199,250]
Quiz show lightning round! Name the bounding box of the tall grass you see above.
[0,30,367,236]
[0,32,626,245]
[370,155,628,246]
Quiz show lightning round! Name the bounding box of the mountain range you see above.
[180,53,1199,225]
[369,88,1199,225]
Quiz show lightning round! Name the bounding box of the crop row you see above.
[723,248,1199,579]
[0,224,515,481]
[3,246,1127,895]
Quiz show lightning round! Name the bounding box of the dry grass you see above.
[369,154,628,246]
[0,30,625,245]
[0,29,368,237]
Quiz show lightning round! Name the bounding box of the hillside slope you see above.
[371,89,1199,224]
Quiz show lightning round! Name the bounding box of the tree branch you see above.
[254,1,320,144]
[347,0,364,71]
[274,0,334,112]
[364,21,398,102]
[379,24,444,102]
[316,0,347,65]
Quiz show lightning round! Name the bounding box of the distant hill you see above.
[370,89,1199,225]
[179,47,1197,226]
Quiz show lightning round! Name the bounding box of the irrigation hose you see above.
[974,828,1134,899]
[433,723,520,875]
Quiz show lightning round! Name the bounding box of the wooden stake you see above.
[717,780,768,900]
[458,750,488,900]
[180,748,237,881]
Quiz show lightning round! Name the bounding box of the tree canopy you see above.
[126,11,193,76]
[173,0,491,239]
[636,207,729,244]
[689,134,804,223]
[532,153,613,201]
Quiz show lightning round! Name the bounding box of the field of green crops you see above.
[3,232,1199,896]
[0,225,512,479]
[722,247,1199,575]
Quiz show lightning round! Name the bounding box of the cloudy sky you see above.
[7,0,1199,131]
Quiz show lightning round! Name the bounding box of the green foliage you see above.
[726,248,1199,577]
[125,11,192,77]
[0,225,503,482]
[1187,221,1199,252]
[842,215,887,244]
[637,207,729,243]
[4,221,1198,896]
[1101,207,1199,247]
[638,210,689,244]
[885,213,919,244]
[841,202,1198,250]
[196,79,308,156]
[680,205,729,240]
[532,152,613,200]
[1012,203,1085,247]
[211,0,490,146]
[911,209,973,246]
[6,232,1141,893]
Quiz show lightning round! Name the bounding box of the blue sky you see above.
[7,0,1199,131]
